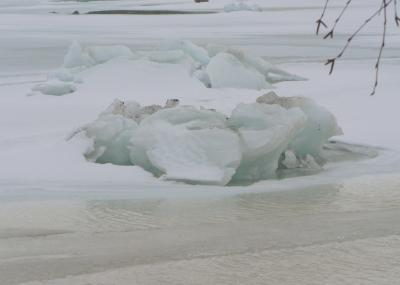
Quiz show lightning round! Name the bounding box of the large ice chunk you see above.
[257,92,343,161]
[206,53,272,90]
[84,113,138,165]
[76,95,341,185]
[63,41,94,69]
[228,103,306,181]
[130,122,241,185]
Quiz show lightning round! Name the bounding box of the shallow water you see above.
[1,175,400,284]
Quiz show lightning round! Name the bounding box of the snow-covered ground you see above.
[1,0,400,284]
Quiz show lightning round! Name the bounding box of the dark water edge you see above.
[86,10,217,15]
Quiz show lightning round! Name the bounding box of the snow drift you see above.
[73,92,341,186]
[31,40,305,96]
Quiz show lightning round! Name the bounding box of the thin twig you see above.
[371,0,388,96]
[395,0,400,25]
[325,0,393,75]
[324,0,353,39]
[316,0,330,35]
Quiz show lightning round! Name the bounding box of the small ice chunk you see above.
[160,40,210,66]
[206,53,271,90]
[63,41,93,68]
[32,80,76,96]
[102,99,142,120]
[256,91,280,104]
[102,99,165,122]
[281,150,300,169]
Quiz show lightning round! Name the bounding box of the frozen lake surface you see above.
[1,0,400,284]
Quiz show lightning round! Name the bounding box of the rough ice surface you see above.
[76,92,341,186]
[228,102,306,181]
[257,91,343,162]
[31,40,304,96]
[132,122,242,185]
[85,113,138,166]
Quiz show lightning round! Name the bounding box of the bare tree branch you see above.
[324,0,353,39]
[395,0,400,25]
[318,0,396,95]
[371,0,388,95]
[316,0,330,35]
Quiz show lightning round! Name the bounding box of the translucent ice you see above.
[228,103,306,181]
[257,92,343,161]
[131,122,241,185]
[206,53,272,90]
